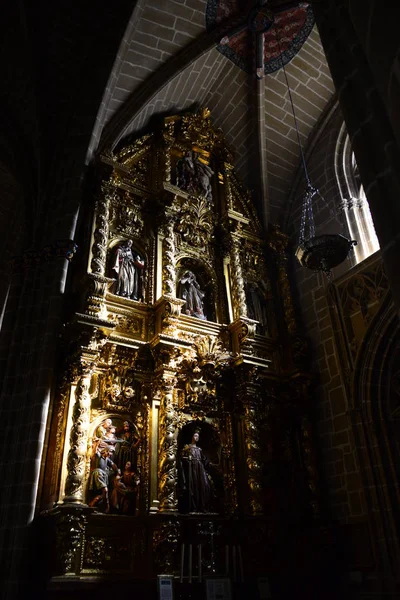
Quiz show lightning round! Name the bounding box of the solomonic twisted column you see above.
[90,183,114,276]
[162,218,177,297]
[229,235,248,320]
[63,370,92,503]
[158,379,178,512]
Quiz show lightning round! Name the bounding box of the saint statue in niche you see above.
[177,427,213,513]
[176,150,214,202]
[88,417,141,515]
[109,461,140,516]
[112,239,145,301]
[88,446,120,514]
[246,281,269,335]
[113,420,141,471]
[178,270,207,320]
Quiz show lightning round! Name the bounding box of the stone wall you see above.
[287,99,399,595]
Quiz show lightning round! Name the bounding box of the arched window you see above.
[335,123,380,265]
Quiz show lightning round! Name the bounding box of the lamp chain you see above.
[273,20,316,242]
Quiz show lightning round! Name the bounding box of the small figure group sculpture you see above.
[176,150,214,202]
[112,239,145,301]
[178,428,214,513]
[178,270,207,320]
[89,418,140,515]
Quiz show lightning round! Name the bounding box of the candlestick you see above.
[225,544,229,575]
[198,544,202,583]
[232,545,237,582]
[180,543,185,583]
[238,545,244,582]
[189,543,193,584]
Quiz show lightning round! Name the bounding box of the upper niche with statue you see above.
[91,107,273,340]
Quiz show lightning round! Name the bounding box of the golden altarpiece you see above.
[41,108,319,594]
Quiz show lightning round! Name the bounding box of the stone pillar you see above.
[158,378,178,512]
[63,369,92,504]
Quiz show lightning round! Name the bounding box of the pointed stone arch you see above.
[352,295,400,579]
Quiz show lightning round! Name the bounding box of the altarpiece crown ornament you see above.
[40,106,319,591]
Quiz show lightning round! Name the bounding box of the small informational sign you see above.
[206,578,232,600]
[258,576,272,599]
[157,575,174,600]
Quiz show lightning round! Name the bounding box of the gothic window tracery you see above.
[335,123,380,265]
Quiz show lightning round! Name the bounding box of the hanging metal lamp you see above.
[294,185,357,276]
[272,19,357,277]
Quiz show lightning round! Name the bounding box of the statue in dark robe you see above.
[246,282,269,335]
[113,420,140,470]
[178,429,213,513]
[112,239,145,301]
[177,270,206,320]
[176,150,214,201]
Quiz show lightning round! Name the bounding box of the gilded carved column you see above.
[162,120,174,183]
[237,368,263,514]
[222,413,238,513]
[268,225,296,336]
[229,234,247,319]
[162,217,177,297]
[300,413,320,518]
[158,378,178,512]
[63,369,92,504]
[242,399,263,514]
[90,183,114,276]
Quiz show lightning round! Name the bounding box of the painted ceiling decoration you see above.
[206,0,315,75]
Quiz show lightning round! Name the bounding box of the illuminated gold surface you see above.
[42,108,317,582]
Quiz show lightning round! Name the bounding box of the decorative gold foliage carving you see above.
[175,197,215,250]
[107,312,144,338]
[153,519,180,573]
[180,107,223,151]
[109,191,145,237]
[177,336,231,414]
[83,536,132,572]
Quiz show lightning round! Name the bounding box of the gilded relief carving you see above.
[175,196,215,250]
[153,519,180,573]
